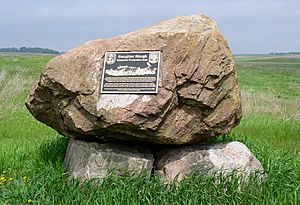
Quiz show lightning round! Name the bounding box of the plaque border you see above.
[100,51,161,94]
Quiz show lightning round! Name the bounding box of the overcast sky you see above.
[1,0,299,54]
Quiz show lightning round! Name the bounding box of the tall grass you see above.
[1,135,299,204]
[0,54,299,204]
[235,56,300,156]
[241,91,300,120]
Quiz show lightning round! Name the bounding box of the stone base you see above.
[64,140,264,183]
[155,141,265,183]
[64,139,154,181]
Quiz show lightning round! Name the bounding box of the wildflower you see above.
[0,176,6,182]
[23,176,28,181]
[28,199,33,203]
[9,177,13,181]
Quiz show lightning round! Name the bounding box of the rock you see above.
[64,139,154,181]
[26,14,242,144]
[155,141,264,183]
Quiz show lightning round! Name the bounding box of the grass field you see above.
[0,54,299,204]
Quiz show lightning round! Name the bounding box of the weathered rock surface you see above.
[26,14,242,144]
[155,141,264,183]
[64,139,154,181]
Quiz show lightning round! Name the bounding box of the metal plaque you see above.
[100,51,161,94]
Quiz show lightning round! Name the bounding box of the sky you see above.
[0,0,299,54]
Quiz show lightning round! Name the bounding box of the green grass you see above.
[235,55,300,155]
[1,135,299,204]
[237,57,300,98]
[0,55,52,110]
[0,54,299,204]
[233,116,300,155]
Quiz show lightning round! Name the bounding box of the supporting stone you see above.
[64,139,154,181]
[155,141,264,183]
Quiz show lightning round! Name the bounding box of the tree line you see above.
[269,52,300,56]
[0,47,60,54]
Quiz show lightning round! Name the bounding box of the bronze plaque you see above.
[100,51,161,94]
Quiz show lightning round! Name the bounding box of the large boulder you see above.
[26,14,242,144]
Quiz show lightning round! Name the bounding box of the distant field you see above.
[237,56,300,98]
[0,54,299,204]
[236,54,300,62]
[234,55,300,155]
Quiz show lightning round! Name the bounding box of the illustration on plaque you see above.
[101,51,161,94]
[105,63,157,76]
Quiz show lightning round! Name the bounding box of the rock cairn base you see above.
[64,140,264,183]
